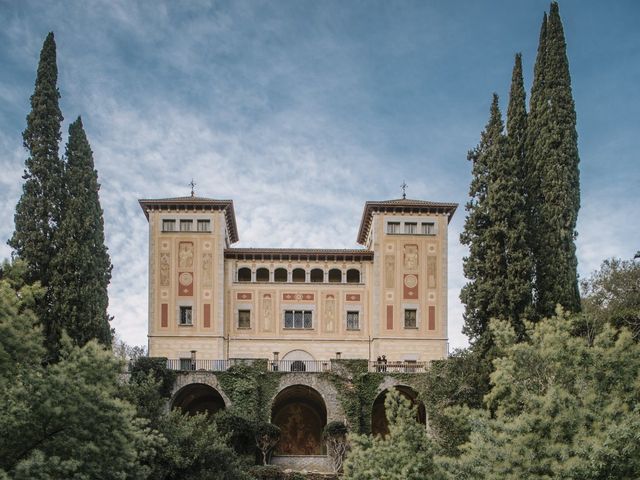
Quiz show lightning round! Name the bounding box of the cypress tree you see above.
[50,117,113,347]
[8,32,65,355]
[460,94,507,348]
[496,53,534,333]
[528,2,581,317]
[9,32,64,281]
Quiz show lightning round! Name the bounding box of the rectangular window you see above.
[162,219,176,231]
[421,222,435,235]
[404,222,417,234]
[404,309,417,329]
[197,219,211,232]
[238,310,251,329]
[283,310,313,329]
[179,306,193,325]
[387,222,400,234]
[346,311,360,330]
[180,219,193,232]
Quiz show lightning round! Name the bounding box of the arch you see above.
[171,383,226,416]
[256,267,269,282]
[281,350,316,372]
[346,268,360,283]
[271,385,327,455]
[310,268,324,283]
[292,268,306,283]
[328,268,342,283]
[237,267,251,282]
[371,385,426,437]
[274,268,287,282]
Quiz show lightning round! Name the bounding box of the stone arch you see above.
[371,384,426,437]
[346,268,360,283]
[310,268,324,283]
[256,267,269,282]
[170,373,232,412]
[274,268,287,282]
[171,382,226,416]
[328,268,342,283]
[292,268,306,282]
[237,267,251,282]
[271,384,327,455]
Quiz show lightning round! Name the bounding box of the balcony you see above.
[165,358,429,374]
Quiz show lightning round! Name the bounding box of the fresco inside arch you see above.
[273,403,324,455]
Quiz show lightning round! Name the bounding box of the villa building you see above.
[139,194,457,372]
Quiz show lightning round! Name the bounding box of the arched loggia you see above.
[171,383,226,416]
[371,385,426,437]
[271,385,327,455]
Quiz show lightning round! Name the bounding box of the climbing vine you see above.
[216,361,281,422]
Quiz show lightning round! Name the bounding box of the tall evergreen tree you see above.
[495,53,534,333]
[460,94,507,348]
[528,2,581,317]
[8,32,65,354]
[50,117,113,347]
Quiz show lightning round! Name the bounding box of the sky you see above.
[1,0,638,351]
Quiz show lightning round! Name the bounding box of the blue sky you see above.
[1,0,638,350]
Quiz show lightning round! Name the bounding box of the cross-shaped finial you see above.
[189,179,196,197]
[401,180,408,199]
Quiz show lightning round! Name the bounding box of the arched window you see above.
[256,268,269,282]
[292,268,306,283]
[346,269,360,283]
[274,268,288,282]
[328,268,342,283]
[310,268,324,283]
[238,267,251,282]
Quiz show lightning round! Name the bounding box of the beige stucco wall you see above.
[146,203,450,364]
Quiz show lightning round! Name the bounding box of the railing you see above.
[268,360,331,373]
[369,361,428,373]
[166,359,230,371]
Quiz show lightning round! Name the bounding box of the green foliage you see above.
[324,360,383,434]
[9,32,65,357]
[580,257,640,340]
[255,422,281,466]
[460,94,509,349]
[49,117,113,347]
[324,422,349,473]
[419,349,491,457]
[527,2,581,318]
[0,265,156,479]
[130,356,176,397]
[217,363,280,422]
[443,313,640,479]
[247,465,284,480]
[215,410,256,455]
[344,389,442,480]
[149,410,250,480]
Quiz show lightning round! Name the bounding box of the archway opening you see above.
[271,385,327,455]
[310,268,324,283]
[328,268,342,283]
[172,383,226,416]
[274,268,287,282]
[346,268,360,283]
[256,267,269,282]
[371,386,426,437]
[292,268,306,282]
[238,267,251,282]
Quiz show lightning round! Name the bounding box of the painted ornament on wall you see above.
[178,242,194,268]
[385,254,395,289]
[160,252,170,286]
[403,244,419,271]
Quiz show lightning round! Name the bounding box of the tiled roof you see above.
[138,196,239,243]
[225,248,374,261]
[357,198,458,245]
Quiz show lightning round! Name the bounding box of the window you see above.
[310,268,324,282]
[404,309,417,329]
[346,311,360,330]
[404,222,417,234]
[179,306,193,325]
[387,222,400,234]
[346,269,360,283]
[256,268,269,282]
[180,219,193,232]
[328,269,342,283]
[238,310,251,329]
[292,268,305,282]
[197,219,211,232]
[162,219,176,231]
[421,222,435,235]
[274,268,288,282]
[180,358,193,370]
[238,267,251,282]
[284,310,313,329]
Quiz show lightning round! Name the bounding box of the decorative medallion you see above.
[403,274,419,299]
[404,274,418,289]
[283,293,314,301]
[203,241,212,250]
[237,292,252,300]
[179,272,193,286]
[346,294,361,302]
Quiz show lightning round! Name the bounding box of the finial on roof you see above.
[189,179,196,197]
[401,180,407,199]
